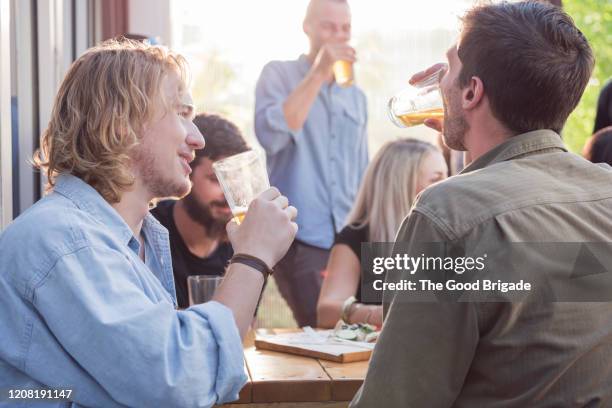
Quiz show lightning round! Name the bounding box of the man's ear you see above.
[462,76,484,111]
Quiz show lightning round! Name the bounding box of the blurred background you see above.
[0,0,610,326]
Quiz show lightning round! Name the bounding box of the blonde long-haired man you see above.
[0,40,297,407]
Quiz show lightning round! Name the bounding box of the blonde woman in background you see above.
[317,139,447,328]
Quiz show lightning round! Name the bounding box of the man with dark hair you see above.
[152,113,249,308]
[255,0,368,327]
[351,1,612,406]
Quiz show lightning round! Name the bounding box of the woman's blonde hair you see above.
[346,138,440,242]
[34,39,189,203]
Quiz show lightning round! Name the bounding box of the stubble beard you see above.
[132,143,191,200]
[442,86,469,151]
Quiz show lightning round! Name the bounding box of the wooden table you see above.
[222,329,369,408]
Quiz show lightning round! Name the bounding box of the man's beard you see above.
[182,193,229,239]
[132,143,190,199]
[442,86,469,151]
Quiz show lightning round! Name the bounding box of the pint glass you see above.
[212,150,270,225]
[333,60,354,87]
[388,67,445,128]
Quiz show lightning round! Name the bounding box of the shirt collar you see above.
[53,174,160,247]
[460,129,568,174]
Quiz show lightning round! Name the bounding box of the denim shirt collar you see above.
[461,129,567,174]
[53,175,176,303]
[52,174,168,251]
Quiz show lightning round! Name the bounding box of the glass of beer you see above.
[333,60,354,87]
[212,149,270,225]
[188,275,224,305]
[387,67,445,128]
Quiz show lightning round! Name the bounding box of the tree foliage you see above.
[562,0,612,153]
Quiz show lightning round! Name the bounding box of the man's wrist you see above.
[229,253,273,279]
[309,66,329,84]
[341,295,357,322]
[231,248,274,269]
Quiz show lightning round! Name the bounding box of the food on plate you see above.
[333,321,379,343]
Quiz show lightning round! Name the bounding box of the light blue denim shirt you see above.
[255,55,369,249]
[0,175,247,408]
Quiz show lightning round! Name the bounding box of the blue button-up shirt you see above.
[255,55,369,249]
[0,175,246,407]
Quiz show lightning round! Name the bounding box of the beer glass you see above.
[212,149,270,225]
[387,67,445,128]
[333,60,354,87]
[188,275,224,305]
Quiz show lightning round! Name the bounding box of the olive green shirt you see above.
[351,130,612,407]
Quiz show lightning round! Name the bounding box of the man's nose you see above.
[186,121,205,150]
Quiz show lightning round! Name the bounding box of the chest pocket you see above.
[336,96,365,154]
[341,99,365,130]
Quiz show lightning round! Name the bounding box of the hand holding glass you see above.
[388,67,445,128]
[212,150,270,224]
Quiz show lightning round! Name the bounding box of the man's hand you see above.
[408,62,447,85]
[312,43,356,78]
[424,117,443,133]
[227,187,298,268]
[409,63,448,132]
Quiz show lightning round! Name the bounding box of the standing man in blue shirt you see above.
[255,0,368,327]
[0,39,297,407]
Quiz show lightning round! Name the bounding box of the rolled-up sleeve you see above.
[255,61,301,156]
[34,245,247,407]
[188,301,247,403]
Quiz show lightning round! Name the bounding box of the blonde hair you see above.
[34,39,189,203]
[346,138,440,242]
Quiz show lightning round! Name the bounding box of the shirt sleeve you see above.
[334,224,367,259]
[33,245,247,407]
[254,61,301,156]
[350,211,480,408]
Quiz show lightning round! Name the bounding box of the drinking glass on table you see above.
[212,149,270,225]
[387,66,445,128]
[188,275,224,306]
